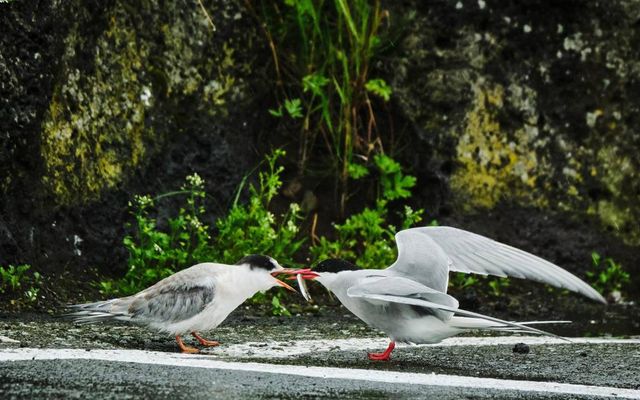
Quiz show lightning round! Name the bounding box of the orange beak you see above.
[270,269,299,292]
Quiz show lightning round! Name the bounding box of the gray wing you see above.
[128,283,215,324]
[347,276,566,339]
[387,229,451,292]
[388,227,606,303]
[347,276,459,321]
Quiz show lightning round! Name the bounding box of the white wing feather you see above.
[389,226,605,303]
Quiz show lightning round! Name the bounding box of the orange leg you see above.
[191,332,220,347]
[367,341,396,361]
[175,335,199,354]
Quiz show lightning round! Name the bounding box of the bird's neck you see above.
[315,272,339,290]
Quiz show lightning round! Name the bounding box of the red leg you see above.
[368,341,396,361]
[191,332,220,347]
[176,335,199,354]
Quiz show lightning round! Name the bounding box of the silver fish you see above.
[297,272,312,301]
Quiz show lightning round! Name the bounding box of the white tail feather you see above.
[450,316,571,334]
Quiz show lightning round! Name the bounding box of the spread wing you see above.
[347,276,567,339]
[388,226,606,303]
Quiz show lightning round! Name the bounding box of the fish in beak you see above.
[288,268,320,301]
[271,268,320,301]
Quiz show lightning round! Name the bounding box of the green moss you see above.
[451,82,547,209]
[590,145,639,244]
[449,81,640,244]
[41,16,152,204]
[387,1,640,245]
[39,2,244,205]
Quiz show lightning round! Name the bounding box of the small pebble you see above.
[513,342,530,354]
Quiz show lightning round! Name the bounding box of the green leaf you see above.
[302,73,330,96]
[365,78,392,102]
[347,163,369,179]
[335,0,359,42]
[268,106,284,117]
[284,98,303,118]
[591,251,601,266]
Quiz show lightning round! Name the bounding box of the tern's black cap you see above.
[236,254,278,271]
[314,258,360,273]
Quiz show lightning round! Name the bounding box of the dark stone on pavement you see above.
[513,343,530,354]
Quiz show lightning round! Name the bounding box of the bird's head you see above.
[313,258,360,274]
[297,258,359,290]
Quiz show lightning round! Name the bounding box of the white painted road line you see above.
[1,348,639,399]
[205,335,640,359]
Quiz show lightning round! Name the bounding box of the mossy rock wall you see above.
[37,0,252,204]
[388,0,640,245]
[0,0,269,277]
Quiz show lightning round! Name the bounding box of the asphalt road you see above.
[1,313,639,399]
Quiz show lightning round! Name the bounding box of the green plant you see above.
[310,154,423,268]
[213,149,305,265]
[213,149,305,316]
[250,0,391,213]
[447,273,509,298]
[486,277,510,297]
[109,173,213,295]
[448,273,480,291]
[0,264,41,303]
[0,264,31,292]
[373,154,417,201]
[105,151,305,304]
[587,252,630,296]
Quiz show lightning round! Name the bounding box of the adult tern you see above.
[305,226,606,361]
[69,255,307,353]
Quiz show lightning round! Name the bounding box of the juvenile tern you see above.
[69,255,306,353]
[306,226,606,361]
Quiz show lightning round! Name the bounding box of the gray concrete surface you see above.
[1,313,639,399]
[0,358,587,400]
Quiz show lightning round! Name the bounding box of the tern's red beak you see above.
[283,268,320,281]
[270,269,301,292]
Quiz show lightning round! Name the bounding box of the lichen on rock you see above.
[388,0,640,245]
[41,16,152,204]
[39,0,249,205]
[451,80,546,210]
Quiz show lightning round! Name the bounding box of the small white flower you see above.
[186,173,204,187]
[134,195,153,207]
[266,212,275,224]
[286,220,299,234]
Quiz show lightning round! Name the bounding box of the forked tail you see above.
[66,298,133,324]
[450,316,571,340]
